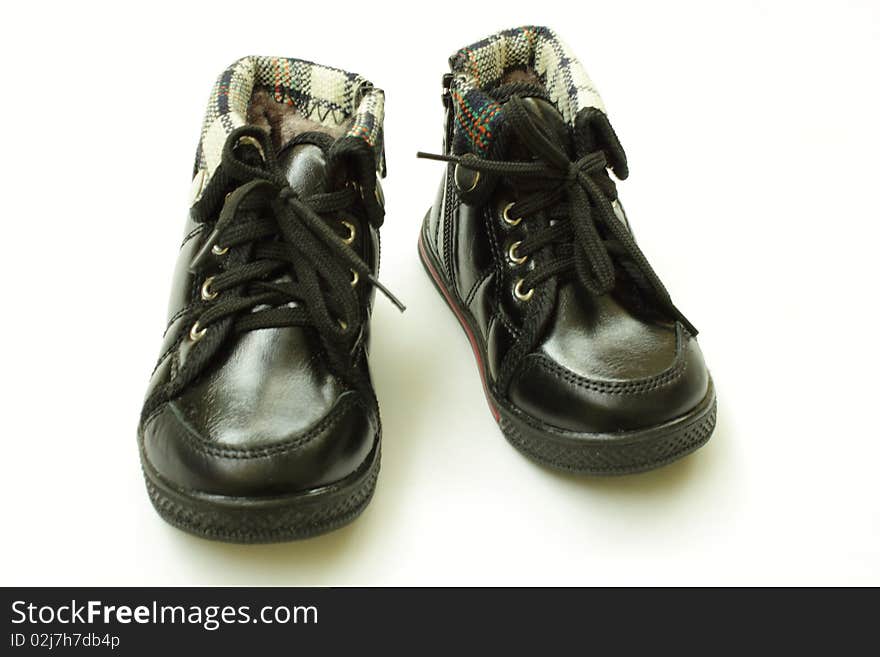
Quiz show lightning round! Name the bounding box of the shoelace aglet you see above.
[416,151,455,163]
[367,273,406,312]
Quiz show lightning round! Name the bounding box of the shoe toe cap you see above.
[507,323,710,433]
[139,390,378,498]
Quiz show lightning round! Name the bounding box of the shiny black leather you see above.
[141,141,380,497]
[424,97,710,434]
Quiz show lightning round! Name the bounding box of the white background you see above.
[2,1,878,586]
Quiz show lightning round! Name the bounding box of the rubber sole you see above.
[418,224,716,475]
[139,438,380,543]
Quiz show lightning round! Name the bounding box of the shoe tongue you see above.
[276,131,334,197]
[495,93,621,199]
[517,97,571,150]
[495,89,572,159]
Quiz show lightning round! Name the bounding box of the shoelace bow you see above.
[418,95,696,335]
[189,127,404,355]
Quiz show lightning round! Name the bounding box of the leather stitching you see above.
[151,332,185,377]
[464,268,493,307]
[442,166,458,284]
[170,346,180,381]
[434,167,448,259]
[463,203,500,307]
[521,330,689,395]
[486,202,507,323]
[142,402,168,429]
[181,224,205,247]
[495,316,514,344]
[497,310,522,338]
[163,305,194,337]
[163,394,363,459]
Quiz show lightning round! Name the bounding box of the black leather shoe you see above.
[139,57,402,542]
[418,27,716,474]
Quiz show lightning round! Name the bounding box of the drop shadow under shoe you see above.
[138,57,400,542]
[418,27,716,475]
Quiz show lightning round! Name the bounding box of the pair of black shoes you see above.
[139,27,717,543]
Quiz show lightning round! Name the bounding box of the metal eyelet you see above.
[514,279,534,301]
[350,270,359,287]
[508,241,528,265]
[211,244,229,256]
[341,220,356,245]
[189,321,207,341]
[454,164,480,193]
[201,276,218,301]
[235,135,266,161]
[502,202,521,226]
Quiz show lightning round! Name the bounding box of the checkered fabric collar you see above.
[194,56,385,180]
[448,26,605,157]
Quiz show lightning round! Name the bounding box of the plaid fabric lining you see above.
[195,56,384,178]
[448,26,605,156]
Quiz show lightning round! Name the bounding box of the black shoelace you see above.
[418,95,696,336]
[189,127,404,357]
